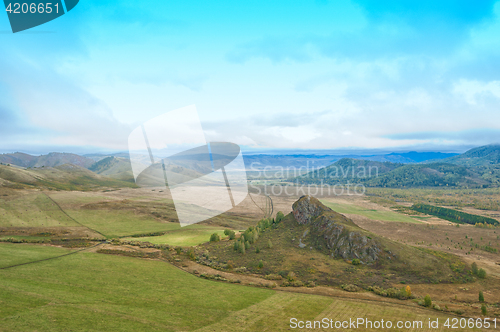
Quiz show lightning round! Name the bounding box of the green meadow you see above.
[124,226,227,247]
[321,200,421,223]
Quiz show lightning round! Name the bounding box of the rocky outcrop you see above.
[292,195,381,263]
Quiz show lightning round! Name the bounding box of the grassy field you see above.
[64,209,179,238]
[320,200,421,223]
[0,243,482,332]
[123,226,226,246]
[0,193,80,228]
[0,243,74,268]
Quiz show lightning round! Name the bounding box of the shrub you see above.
[478,268,487,279]
[405,285,412,298]
[268,240,273,249]
[472,262,478,275]
[229,231,236,240]
[287,272,296,282]
[240,244,246,254]
[244,241,250,250]
[481,304,487,316]
[479,291,484,302]
[342,284,360,292]
[258,260,263,269]
[255,246,260,253]
[233,241,240,251]
[276,211,285,223]
[210,233,220,242]
[424,295,432,307]
[224,229,230,236]
[351,258,360,265]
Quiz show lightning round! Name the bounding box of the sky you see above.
[1,0,500,155]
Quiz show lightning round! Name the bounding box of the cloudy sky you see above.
[1,0,500,155]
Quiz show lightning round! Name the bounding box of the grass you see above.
[320,200,421,223]
[0,245,274,331]
[64,210,180,238]
[0,243,74,268]
[0,193,80,227]
[123,226,227,247]
[0,243,474,332]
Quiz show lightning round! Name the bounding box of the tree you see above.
[478,268,487,279]
[258,260,263,269]
[276,211,285,223]
[424,295,432,307]
[472,262,478,275]
[240,244,246,254]
[210,233,220,242]
[481,304,487,316]
[479,291,484,302]
[405,285,412,298]
[233,241,239,251]
[224,229,230,236]
[229,231,236,240]
[268,239,273,249]
[255,246,260,253]
[245,241,250,250]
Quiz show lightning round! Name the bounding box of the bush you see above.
[229,231,236,240]
[233,241,240,251]
[240,244,246,254]
[481,304,487,316]
[224,229,230,236]
[351,259,360,265]
[210,233,220,242]
[255,246,260,253]
[472,262,478,275]
[258,260,263,269]
[424,295,432,307]
[405,285,412,298]
[276,211,285,223]
[287,272,296,282]
[268,240,273,249]
[244,241,250,250]
[478,268,487,279]
[342,284,360,292]
[479,291,484,302]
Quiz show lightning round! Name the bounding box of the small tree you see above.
[258,260,263,269]
[240,244,246,254]
[210,233,220,242]
[481,304,487,316]
[479,291,484,302]
[224,229,230,236]
[245,241,250,250]
[233,241,240,251]
[478,268,487,279]
[229,231,236,240]
[287,272,296,282]
[255,246,260,253]
[351,259,360,265]
[276,211,285,223]
[405,285,412,298]
[424,295,432,307]
[268,239,273,249]
[472,262,478,275]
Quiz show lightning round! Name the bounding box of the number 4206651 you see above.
[6,3,59,14]
[444,318,496,329]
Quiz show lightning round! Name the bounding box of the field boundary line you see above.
[41,192,107,238]
[0,241,105,270]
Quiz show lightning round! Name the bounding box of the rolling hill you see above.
[0,152,95,169]
[0,163,137,190]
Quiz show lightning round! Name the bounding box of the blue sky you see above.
[2,0,500,154]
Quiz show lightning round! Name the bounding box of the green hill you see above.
[0,152,95,169]
[295,158,402,184]
[88,156,135,182]
[0,164,137,190]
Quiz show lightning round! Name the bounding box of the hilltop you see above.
[196,196,472,288]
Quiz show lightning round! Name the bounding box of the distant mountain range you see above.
[0,145,499,189]
[296,144,500,188]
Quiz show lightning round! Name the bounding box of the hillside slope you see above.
[0,152,95,169]
[0,164,137,190]
[198,196,472,288]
